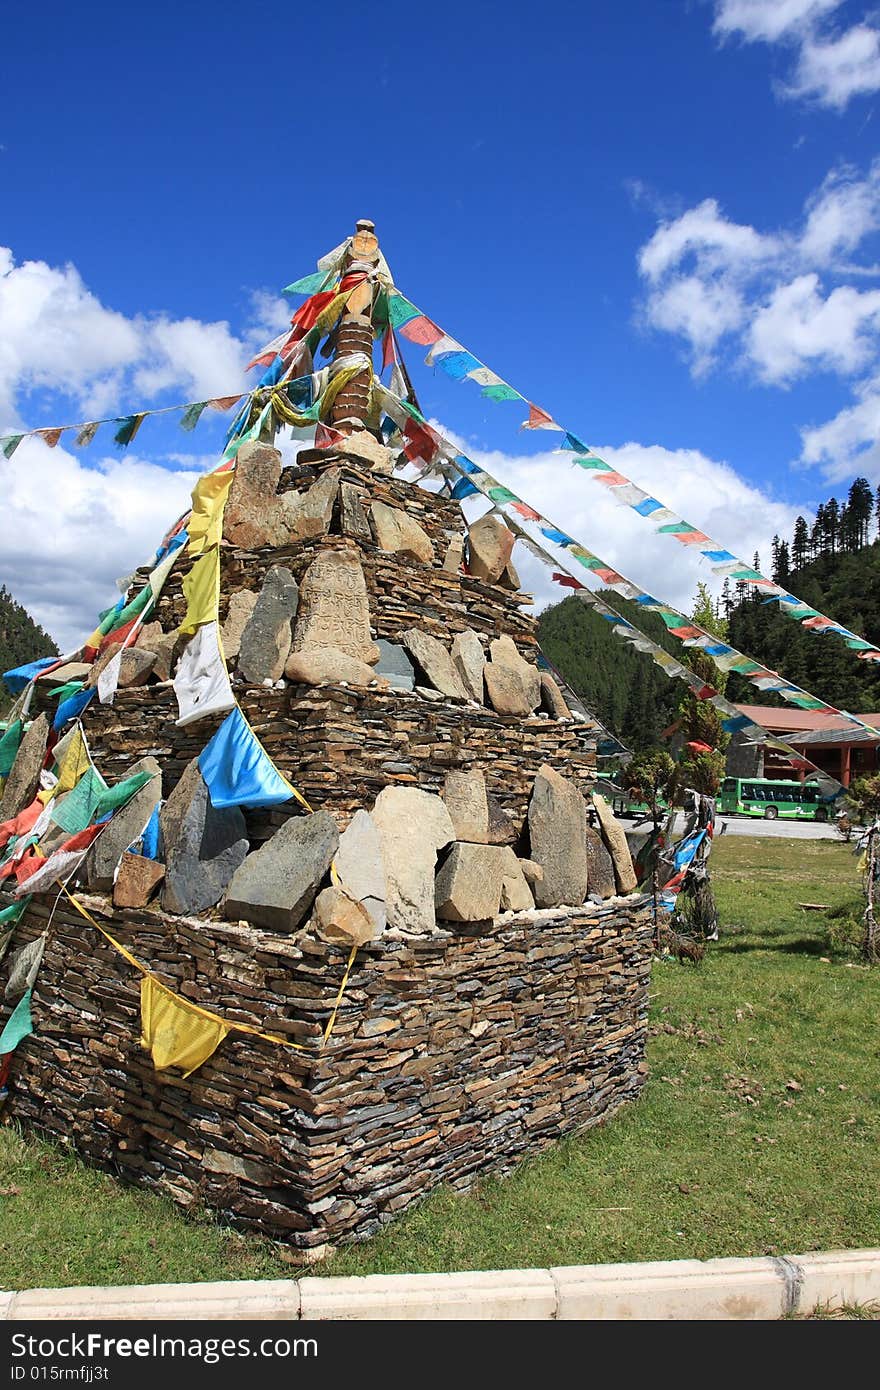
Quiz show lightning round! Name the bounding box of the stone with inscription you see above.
[442,769,489,843]
[223,441,285,548]
[283,469,340,540]
[292,550,379,665]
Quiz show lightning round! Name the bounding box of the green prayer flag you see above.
[92,771,153,821]
[114,413,146,448]
[0,987,34,1055]
[574,455,612,470]
[48,681,85,703]
[0,720,23,778]
[480,384,520,402]
[387,294,420,329]
[180,402,209,432]
[0,898,29,928]
[50,766,107,835]
[282,270,329,297]
[657,522,694,534]
[2,435,24,459]
[487,486,517,503]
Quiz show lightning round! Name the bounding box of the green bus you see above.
[719,777,832,821]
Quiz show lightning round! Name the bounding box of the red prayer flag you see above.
[593,471,630,487]
[209,395,243,412]
[292,290,337,335]
[510,501,541,521]
[36,427,64,448]
[315,423,344,450]
[399,315,444,346]
[522,404,556,430]
[551,572,584,591]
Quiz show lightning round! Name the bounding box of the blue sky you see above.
[3,0,880,647]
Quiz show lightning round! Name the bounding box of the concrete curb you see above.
[3,1250,878,1320]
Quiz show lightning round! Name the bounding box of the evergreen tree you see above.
[825,497,840,554]
[792,516,810,570]
[771,534,780,580]
[720,577,733,618]
[676,583,727,795]
[776,540,791,587]
[0,586,58,705]
[849,476,874,548]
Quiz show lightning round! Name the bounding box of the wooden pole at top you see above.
[329,219,380,436]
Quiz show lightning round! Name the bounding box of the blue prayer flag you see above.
[199,707,294,810]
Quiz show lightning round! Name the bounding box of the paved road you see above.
[619,813,842,841]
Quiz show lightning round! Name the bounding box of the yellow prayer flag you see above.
[140,975,229,1077]
[54,727,91,796]
[179,546,220,636]
[187,468,235,557]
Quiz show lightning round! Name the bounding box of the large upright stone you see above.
[160,759,248,915]
[451,628,486,703]
[484,662,533,718]
[0,713,49,820]
[442,536,464,573]
[592,793,638,895]
[224,811,339,932]
[223,441,285,549]
[372,787,455,934]
[292,549,379,665]
[85,755,161,891]
[527,763,588,908]
[467,514,515,583]
[335,809,386,932]
[442,769,489,843]
[374,640,415,691]
[117,647,156,688]
[220,590,258,661]
[370,502,434,564]
[540,672,571,719]
[283,469,340,540]
[489,636,541,709]
[499,848,535,912]
[435,842,509,922]
[400,629,468,700]
[238,566,299,684]
[585,823,616,900]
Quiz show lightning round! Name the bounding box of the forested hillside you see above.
[0,585,58,683]
[725,476,880,711]
[537,593,681,748]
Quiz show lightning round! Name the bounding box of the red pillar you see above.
[841,743,852,787]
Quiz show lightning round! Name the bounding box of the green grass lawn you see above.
[1,835,878,1291]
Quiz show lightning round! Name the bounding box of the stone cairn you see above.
[2,222,651,1253]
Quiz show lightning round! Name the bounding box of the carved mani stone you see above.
[292,549,379,665]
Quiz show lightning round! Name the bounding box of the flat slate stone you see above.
[160,759,248,915]
[375,640,416,692]
[85,755,161,891]
[400,629,468,700]
[224,811,339,932]
[528,763,588,908]
[335,809,386,932]
[0,713,49,820]
[238,566,299,684]
[372,787,455,934]
[451,628,486,703]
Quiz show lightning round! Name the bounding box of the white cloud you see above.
[637,159,880,405]
[436,426,804,619]
[788,21,880,107]
[712,1,880,110]
[748,274,880,382]
[1,439,199,652]
[713,0,841,45]
[799,371,880,479]
[0,247,291,433]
